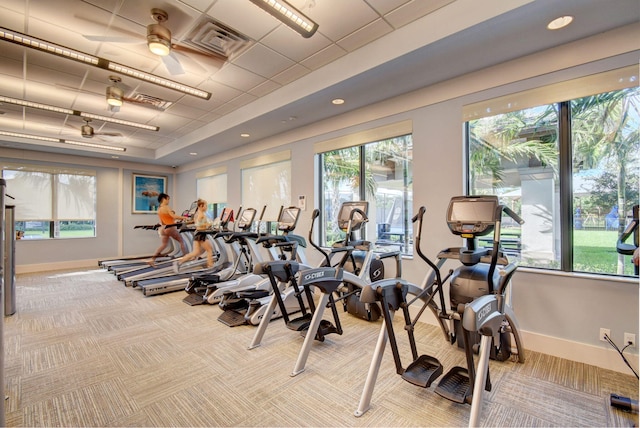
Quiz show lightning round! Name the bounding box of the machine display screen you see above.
[337,201,369,231]
[448,199,497,223]
[278,207,300,230]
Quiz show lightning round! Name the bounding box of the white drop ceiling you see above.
[0,0,638,166]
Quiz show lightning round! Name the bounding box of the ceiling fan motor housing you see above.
[147,23,171,56]
[81,123,94,138]
[106,85,124,106]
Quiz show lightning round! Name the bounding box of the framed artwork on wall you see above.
[132,173,166,214]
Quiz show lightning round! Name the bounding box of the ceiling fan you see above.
[79,119,123,139]
[55,76,171,112]
[82,8,224,75]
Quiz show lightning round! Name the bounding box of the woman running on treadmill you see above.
[148,193,188,267]
[173,199,214,272]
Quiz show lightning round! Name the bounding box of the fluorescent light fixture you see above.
[0,27,99,65]
[547,16,573,30]
[0,26,211,100]
[0,96,73,115]
[249,0,318,38]
[106,63,210,99]
[62,139,126,152]
[79,113,156,130]
[0,130,126,152]
[0,96,159,131]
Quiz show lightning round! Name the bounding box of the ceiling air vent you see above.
[181,16,252,60]
[129,93,173,111]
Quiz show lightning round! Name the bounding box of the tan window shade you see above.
[463,66,639,121]
[314,120,412,154]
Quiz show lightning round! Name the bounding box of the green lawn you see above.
[573,229,636,276]
[22,229,95,239]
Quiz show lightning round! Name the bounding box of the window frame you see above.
[465,76,639,277]
[2,164,97,240]
[317,133,414,255]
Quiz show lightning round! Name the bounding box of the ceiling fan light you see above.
[106,86,124,107]
[147,23,171,56]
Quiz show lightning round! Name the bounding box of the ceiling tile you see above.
[247,79,282,98]
[209,63,267,92]
[232,43,295,79]
[300,44,347,70]
[384,0,456,28]
[207,0,278,41]
[260,24,332,62]
[365,0,412,15]
[310,0,379,41]
[336,18,393,52]
[271,64,312,86]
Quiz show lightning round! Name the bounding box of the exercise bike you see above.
[355,196,526,427]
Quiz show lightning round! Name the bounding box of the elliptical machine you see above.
[610,204,638,414]
[246,201,402,376]
[355,196,526,427]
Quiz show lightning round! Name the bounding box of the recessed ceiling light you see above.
[241,133,250,138]
[547,16,573,30]
[332,98,345,105]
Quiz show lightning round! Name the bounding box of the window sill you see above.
[518,266,639,284]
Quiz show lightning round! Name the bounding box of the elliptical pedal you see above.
[401,355,443,388]
[182,293,206,306]
[434,366,471,404]
[287,313,313,332]
[217,309,247,327]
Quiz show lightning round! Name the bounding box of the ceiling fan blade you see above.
[75,14,146,42]
[161,52,184,75]
[171,50,207,74]
[95,132,123,137]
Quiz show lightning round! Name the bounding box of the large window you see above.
[319,134,413,254]
[196,172,227,219]
[2,165,96,239]
[467,70,639,276]
[241,152,291,232]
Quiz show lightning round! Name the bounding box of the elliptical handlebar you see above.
[412,206,447,312]
[309,209,332,267]
[502,206,524,225]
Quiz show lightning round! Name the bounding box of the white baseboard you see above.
[414,311,638,375]
[16,259,98,274]
[522,330,639,375]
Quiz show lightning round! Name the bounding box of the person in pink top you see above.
[148,193,187,267]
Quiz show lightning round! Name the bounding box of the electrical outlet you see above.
[600,328,610,342]
[624,333,636,347]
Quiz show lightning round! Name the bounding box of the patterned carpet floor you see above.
[3,267,639,427]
